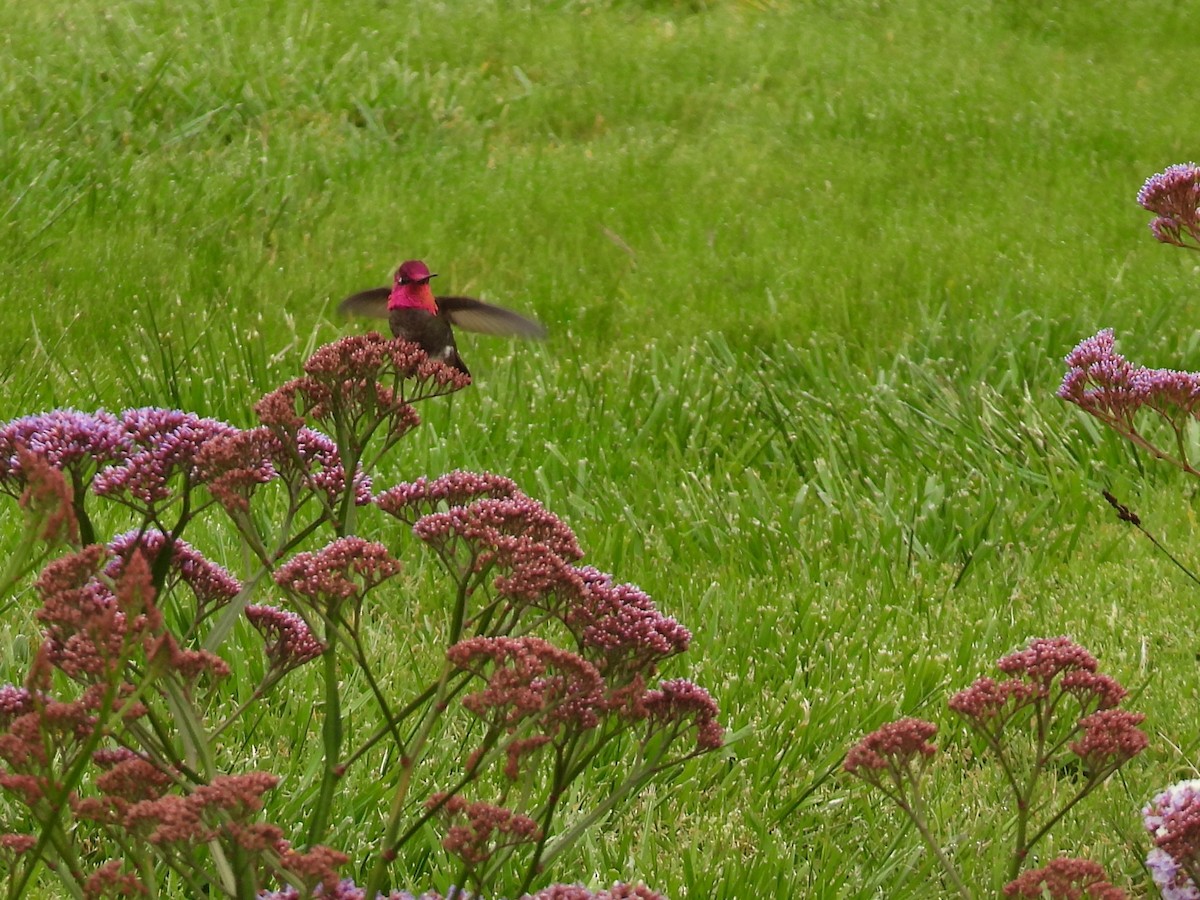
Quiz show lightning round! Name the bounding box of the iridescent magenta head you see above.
[389,260,439,312]
[395,260,435,285]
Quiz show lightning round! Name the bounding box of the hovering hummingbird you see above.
[337,260,546,377]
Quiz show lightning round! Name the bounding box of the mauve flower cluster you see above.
[255,334,465,441]
[245,605,326,674]
[1059,329,1200,431]
[0,407,286,528]
[1138,162,1200,249]
[0,409,127,497]
[1002,858,1127,899]
[948,637,1133,742]
[565,567,691,680]
[1144,780,1200,899]
[410,495,584,573]
[274,536,402,609]
[33,544,229,686]
[107,528,242,614]
[844,717,938,784]
[449,637,606,733]
[35,546,162,680]
[428,794,542,867]
[193,426,278,513]
[0,683,130,807]
[374,471,520,525]
[93,407,241,506]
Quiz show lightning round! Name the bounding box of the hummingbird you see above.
[337,260,546,377]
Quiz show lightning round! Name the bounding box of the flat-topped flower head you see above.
[274,537,401,606]
[1139,163,1200,248]
[639,678,723,751]
[374,470,520,525]
[845,717,939,775]
[413,494,583,565]
[245,605,325,674]
[997,636,1097,682]
[193,426,277,513]
[447,636,606,732]
[93,408,240,507]
[0,409,128,496]
[1060,330,1200,425]
[1068,709,1147,773]
[107,529,241,613]
[566,570,691,676]
[1003,858,1127,899]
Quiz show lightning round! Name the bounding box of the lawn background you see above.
[3,0,1200,896]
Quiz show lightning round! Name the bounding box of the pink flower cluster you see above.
[1002,857,1127,899]
[427,794,542,867]
[1138,162,1200,249]
[565,568,691,678]
[844,717,938,778]
[35,546,162,680]
[107,528,242,614]
[0,409,127,497]
[1059,329,1200,431]
[1144,780,1200,899]
[448,637,606,732]
[93,407,240,506]
[245,605,326,673]
[948,637,1132,743]
[255,334,465,439]
[274,537,402,608]
[374,471,520,525]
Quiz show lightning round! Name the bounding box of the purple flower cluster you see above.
[1138,162,1200,249]
[565,568,691,678]
[1145,780,1200,899]
[0,409,126,496]
[94,408,240,506]
[1059,329,1200,431]
[107,528,242,614]
[947,637,1142,772]
[448,637,607,732]
[0,407,276,526]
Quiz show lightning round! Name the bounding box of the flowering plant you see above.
[0,335,721,899]
[845,637,1144,898]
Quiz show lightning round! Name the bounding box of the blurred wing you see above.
[436,296,547,339]
[337,287,390,320]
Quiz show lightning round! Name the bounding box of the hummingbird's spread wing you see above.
[337,287,391,319]
[339,288,546,339]
[435,296,547,339]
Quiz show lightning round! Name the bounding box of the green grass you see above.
[4,0,1200,896]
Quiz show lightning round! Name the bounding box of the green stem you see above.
[305,640,343,846]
